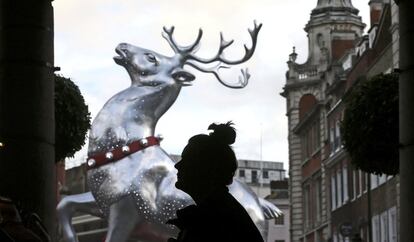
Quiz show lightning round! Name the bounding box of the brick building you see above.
[281,0,399,241]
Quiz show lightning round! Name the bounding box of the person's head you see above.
[174,122,238,199]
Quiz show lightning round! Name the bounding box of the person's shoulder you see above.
[221,194,264,241]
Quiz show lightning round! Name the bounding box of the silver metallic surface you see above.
[57,22,280,242]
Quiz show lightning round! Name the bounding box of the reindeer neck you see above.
[88,83,181,155]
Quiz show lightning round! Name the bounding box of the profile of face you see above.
[175,123,237,199]
[174,143,209,196]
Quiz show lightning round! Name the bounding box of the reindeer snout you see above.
[115,43,130,55]
[114,43,132,65]
[118,43,130,51]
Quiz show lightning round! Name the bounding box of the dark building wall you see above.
[302,152,321,179]
[332,39,355,62]
[346,4,393,89]
[299,94,318,120]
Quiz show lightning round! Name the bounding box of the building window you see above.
[361,170,367,193]
[353,168,360,198]
[350,167,355,199]
[329,118,343,154]
[369,209,398,242]
[372,215,380,242]
[335,120,341,151]
[388,207,397,242]
[360,227,365,241]
[336,168,342,207]
[239,169,245,177]
[313,121,321,152]
[315,177,322,223]
[343,164,349,202]
[274,213,284,225]
[303,184,311,228]
[329,125,335,155]
[301,119,321,160]
[262,170,269,179]
[329,163,351,209]
[252,170,258,183]
[338,233,344,242]
[381,211,388,242]
[379,174,387,185]
[371,174,379,189]
[370,174,387,190]
[275,171,281,181]
[331,174,337,211]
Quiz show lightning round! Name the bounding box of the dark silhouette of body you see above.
[168,122,264,242]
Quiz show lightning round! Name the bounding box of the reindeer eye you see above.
[145,53,158,64]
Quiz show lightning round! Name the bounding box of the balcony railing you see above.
[288,64,318,80]
[297,66,318,80]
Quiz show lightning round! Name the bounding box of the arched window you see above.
[299,94,317,121]
[298,94,320,160]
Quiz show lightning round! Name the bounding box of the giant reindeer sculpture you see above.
[57,21,280,242]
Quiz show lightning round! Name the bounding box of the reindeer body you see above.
[57,23,281,242]
[87,86,190,216]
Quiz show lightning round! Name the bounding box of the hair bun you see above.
[208,121,236,145]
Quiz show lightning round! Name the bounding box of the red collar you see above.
[86,136,161,170]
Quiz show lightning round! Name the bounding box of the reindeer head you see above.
[113,21,262,89]
[114,44,195,87]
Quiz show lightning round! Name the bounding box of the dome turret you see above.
[303,0,365,66]
[313,0,358,14]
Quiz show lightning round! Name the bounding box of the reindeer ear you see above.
[172,69,195,84]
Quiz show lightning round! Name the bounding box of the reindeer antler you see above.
[163,21,262,88]
[187,21,262,65]
[162,26,203,54]
[186,62,250,88]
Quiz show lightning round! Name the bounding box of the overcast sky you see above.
[53,0,370,170]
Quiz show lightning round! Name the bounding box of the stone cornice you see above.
[323,148,347,167]
[305,17,366,32]
[311,6,359,15]
[282,78,321,94]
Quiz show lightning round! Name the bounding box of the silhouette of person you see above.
[167,122,264,242]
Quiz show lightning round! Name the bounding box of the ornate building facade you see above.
[281,1,365,241]
[282,0,399,241]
